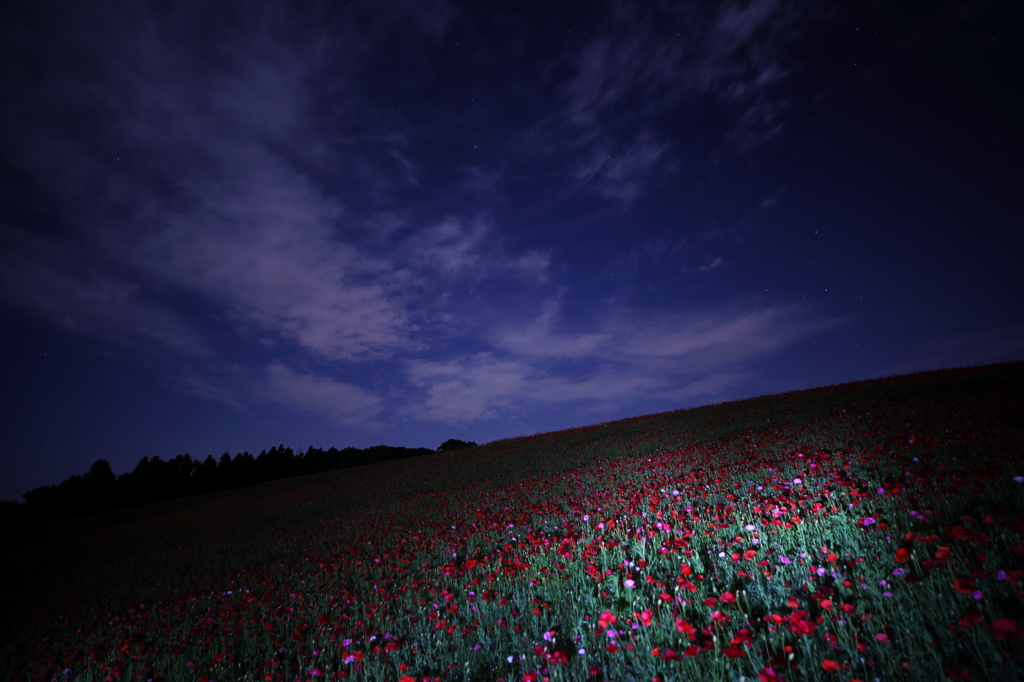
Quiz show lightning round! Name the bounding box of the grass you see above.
[2,361,1023,682]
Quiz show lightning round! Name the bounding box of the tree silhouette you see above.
[437,439,478,452]
[1,443,435,528]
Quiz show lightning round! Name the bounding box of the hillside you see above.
[2,361,1023,681]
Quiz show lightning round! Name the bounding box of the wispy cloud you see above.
[0,0,855,439]
[556,0,818,205]
[398,216,550,285]
[407,300,848,424]
[696,256,724,273]
[264,362,384,428]
[569,133,670,206]
[0,225,208,358]
[0,1,544,426]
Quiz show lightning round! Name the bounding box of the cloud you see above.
[0,225,208,358]
[569,133,670,206]
[759,187,786,209]
[0,1,551,427]
[696,256,724,272]
[399,216,550,285]
[125,150,415,361]
[408,300,848,424]
[556,0,817,202]
[264,362,384,427]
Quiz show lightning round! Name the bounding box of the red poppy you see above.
[953,577,975,594]
[675,618,697,639]
[990,618,1020,640]
[758,667,784,682]
[894,548,910,562]
[821,659,841,672]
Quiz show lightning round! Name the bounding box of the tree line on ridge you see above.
[1,439,477,528]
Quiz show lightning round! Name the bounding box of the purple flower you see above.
[779,556,792,565]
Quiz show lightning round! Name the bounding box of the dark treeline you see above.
[0,443,438,528]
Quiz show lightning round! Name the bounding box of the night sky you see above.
[1,1,1021,502]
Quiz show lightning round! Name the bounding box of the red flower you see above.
[946,668,970,680]
[722,645,745,658]
[958,609,984,629]
[758,667,785,682]
[597,610,617,628]
[821,659,841,672]
[895,548,910,562]
[399,676,416,682]
[743,549,758,560]
[675,618,697,639]
[954,577,975,594]
[990,618,1020,640]
[548,651,570,665]
[720,591,737,603]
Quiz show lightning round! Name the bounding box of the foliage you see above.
[1,444,434,528]
[1,361,1022,682]
[438,439,479,453]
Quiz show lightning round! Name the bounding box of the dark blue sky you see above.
[1,0,1021,502]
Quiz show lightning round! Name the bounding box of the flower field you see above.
[2,361,1023,682]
